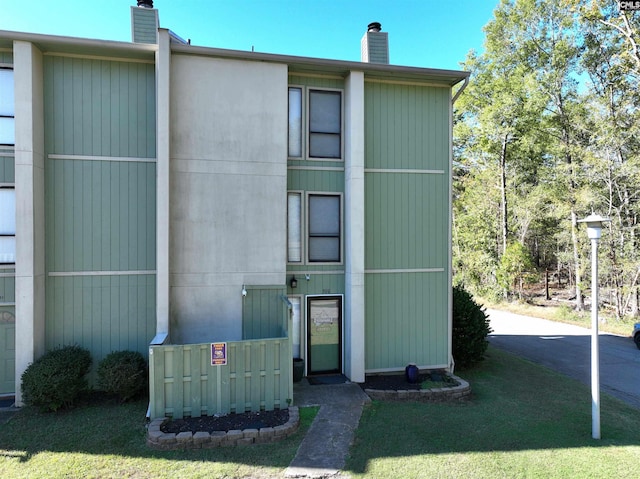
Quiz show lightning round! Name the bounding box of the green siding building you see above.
[0,3,468,409]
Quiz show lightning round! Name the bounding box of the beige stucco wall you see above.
[169,54,288,343]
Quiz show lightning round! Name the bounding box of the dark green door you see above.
[307,296,342,375]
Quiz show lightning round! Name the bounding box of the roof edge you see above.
[0,29,157,59]
[170,42,469,86]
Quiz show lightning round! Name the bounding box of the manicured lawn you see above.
[0,398,318,479]
[346,347,640,479]
[3,347,640,478]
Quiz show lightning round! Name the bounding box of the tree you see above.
[497,241,537,299]
[576,0,640,318]
[454,0,640,317]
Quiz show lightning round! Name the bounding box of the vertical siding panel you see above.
[119,64,129,156]
[235,344,246,412]
[52,57,62,154]
[72,162,82,271]
[109,64,119,155]
[206,352,216,415]
[132,163,139,270]
[264,342,275,409]
[250,342,261,412]
[99,276,110,364]
[146,67,156,156]
[43,56,157,379]
[62,276,73,346]
[108,165,118,271]
[190,345,202,416]
[91,61,101,155]
[72,58,82,154]
[171,346,184,419]
[101,62,112,156]
[91,162,102,270]
[62,57,73,153]
[364,82,450,370]
[101,161,112,268]
[80,59,91,153]
[109,276,118,355]
[82,161,92,269]
[82,275,93,357]
[71,276,82,348]
[67,160,76,270]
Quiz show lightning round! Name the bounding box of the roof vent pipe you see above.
[137,0,153,8]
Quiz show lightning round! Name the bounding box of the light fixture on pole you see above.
[577,213,610,440]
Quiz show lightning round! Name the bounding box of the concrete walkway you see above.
[285,379,371,478]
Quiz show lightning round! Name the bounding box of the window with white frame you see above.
[287,192,302,263]
[0,188,16,263]
[308,194,341,263]
[287,192,342,264]
[0,68,15,146]
[288,86,342,160]
[288,87,303,158]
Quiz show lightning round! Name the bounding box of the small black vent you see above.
[137,0,153,8]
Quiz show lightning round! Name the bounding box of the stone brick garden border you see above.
[363,375,471,402]
[147,406,299,450]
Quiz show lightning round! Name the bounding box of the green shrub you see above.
[452,285,492,369]
[97,350,147,402]
[21,345,92,412]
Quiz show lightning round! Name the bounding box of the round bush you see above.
[452,285,492,369]
[97,350,148,402]
[21,345,92,412]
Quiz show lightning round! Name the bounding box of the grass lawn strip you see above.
[345,347,640,479]
[0,399,318,479]
[2,346,640,478]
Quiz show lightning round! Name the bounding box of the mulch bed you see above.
[161,409,290,434]
[360,373,430,391]
[160,372,451,433]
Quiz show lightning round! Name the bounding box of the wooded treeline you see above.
[453,0,640,319]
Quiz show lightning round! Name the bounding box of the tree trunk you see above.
[571,209,584,311]
[632,288,640,318]
[500,134,509,255]
[545,269,550,300]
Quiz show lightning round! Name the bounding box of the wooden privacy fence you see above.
[149,337,292,419]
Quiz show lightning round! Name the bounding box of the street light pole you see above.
[578,213,609,440]
[589,230,600,440]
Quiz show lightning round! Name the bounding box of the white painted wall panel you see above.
[169,55,288,343]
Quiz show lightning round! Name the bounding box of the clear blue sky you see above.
[0,0,498,71]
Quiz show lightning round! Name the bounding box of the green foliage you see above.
[97,350,148,402]
[555,304,582,323]
[21,345,92,412]
[452,285,492,369]
[0,398,319,478]
[454,0,640,318]
[497,241,537,298]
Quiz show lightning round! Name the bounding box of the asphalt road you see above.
[487,308,640,409]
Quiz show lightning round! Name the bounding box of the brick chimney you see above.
[131,1,159,44]
[361,22,389,64]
